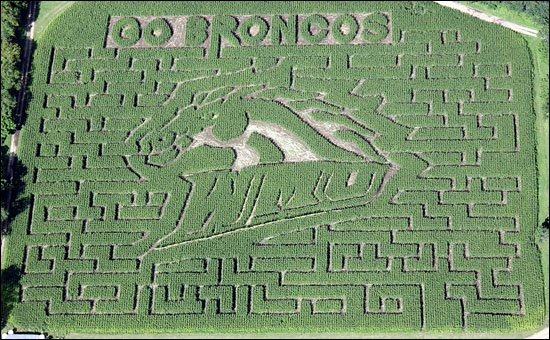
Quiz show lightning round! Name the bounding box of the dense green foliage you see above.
[0,0,27,141]
[3,1,545,335]
[1,0,27,227]
[539,217,550,241]
[1,147,10,224]
[475,1,549,44]
[247,133,284,163]
[1,265,22,328]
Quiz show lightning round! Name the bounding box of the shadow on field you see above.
[7,156,30,233]
[1,145,30,236]
[0,265,22,329]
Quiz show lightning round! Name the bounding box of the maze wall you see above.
[9,1,544,334]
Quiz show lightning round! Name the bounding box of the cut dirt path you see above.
[434,1,539,37]
[527,327,549,340]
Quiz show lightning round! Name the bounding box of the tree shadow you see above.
[0,265,22,329]
[0,145,9,177]
[7,156,30,233]
[0,144,12,229]
[1,152,29,236]
[539,216,550,241]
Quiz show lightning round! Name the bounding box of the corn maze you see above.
[7,1,545,334]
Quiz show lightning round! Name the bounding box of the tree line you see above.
[1,1,28,225]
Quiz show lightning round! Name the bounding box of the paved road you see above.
[434,1,539,37]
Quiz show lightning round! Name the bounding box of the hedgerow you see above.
[1,1,28,229]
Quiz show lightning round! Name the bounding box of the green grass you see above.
[33,1,75,40]
[540,240,549,318]
[67,329,541,339]
[530,36,550,317]
[530,35,550,323]
[460,1,540,31]
[525,23,549,327]
[3,0,546,336]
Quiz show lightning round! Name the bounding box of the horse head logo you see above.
[129,61,398,247]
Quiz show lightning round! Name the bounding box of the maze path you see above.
[10,1,544,333]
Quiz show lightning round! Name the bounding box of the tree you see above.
[538,217,550,241]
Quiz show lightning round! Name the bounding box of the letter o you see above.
[111,17,141,47]
[332,15,359,44]
[239,16,269,46]
[300,15,329,44]
[143,18,173,46]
